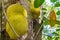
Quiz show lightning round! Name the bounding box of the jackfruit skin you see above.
[6,3,28,39]
[30,0,40,19]
[30,6,40,19]
[6,3,27,18]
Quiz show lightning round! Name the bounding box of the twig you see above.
[34,21,43,40]
[34,5,43,40]
[2,0,20,38]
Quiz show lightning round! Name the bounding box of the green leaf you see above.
[43,17,50,25]
[34,0,45,8]
[52,32,58,36]
[43,16,47,21]
[55,20,60,25]
[57,31,60,35]
[56,29,60,31]
[48,36,52,40]
[56,11,60,15]
[55,2,60,7]
[57,26,60,27]
[50,0,57,3]
[42,8,47,10]
[43,12,46,15]
[55,37,59,40]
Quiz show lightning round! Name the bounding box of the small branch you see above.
[34,5,43,40]
[34,20,43,40]
[39,6,43,24]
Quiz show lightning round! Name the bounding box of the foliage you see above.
[50,0,57,3]
[34,0,45,8]
[55,2,60,7]
[57,10,60,15]
[2,0,60,40]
